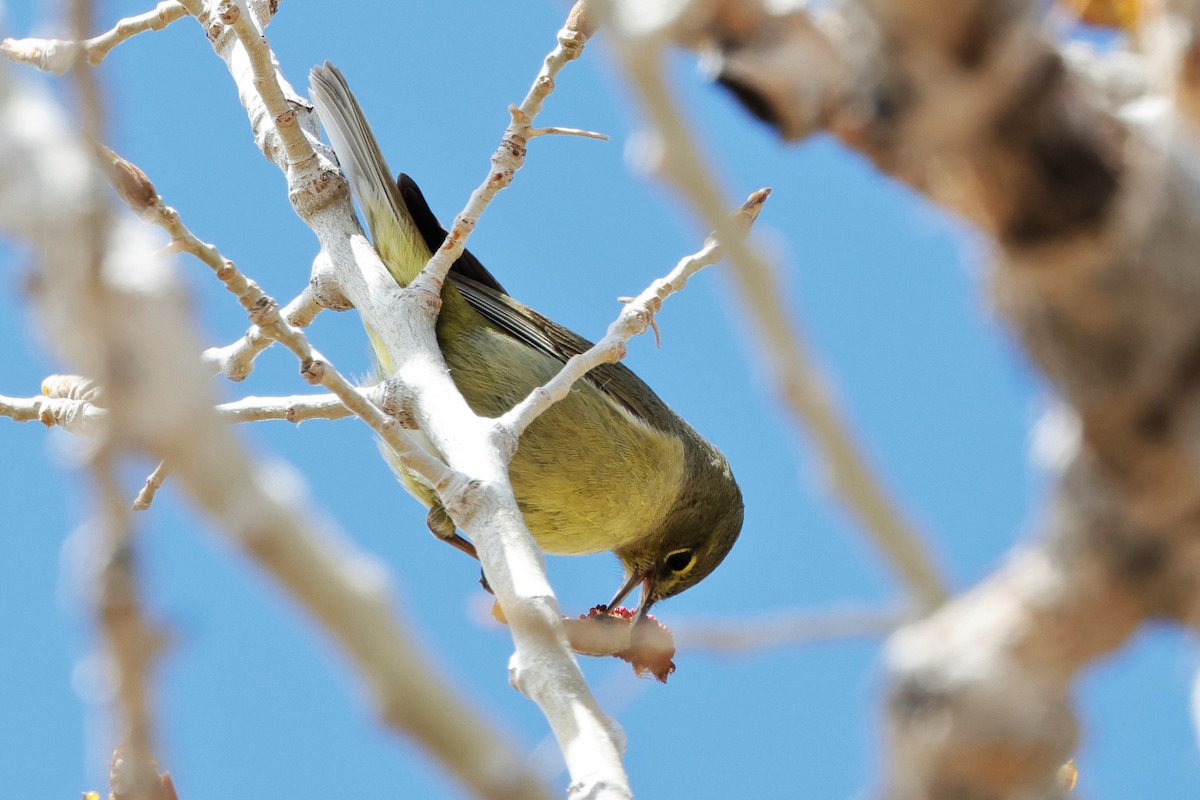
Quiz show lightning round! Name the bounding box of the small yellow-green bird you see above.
[310,63,742,619]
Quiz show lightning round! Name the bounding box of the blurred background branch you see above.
[6,0,1200,798]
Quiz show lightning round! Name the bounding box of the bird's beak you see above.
[607,569,655,624]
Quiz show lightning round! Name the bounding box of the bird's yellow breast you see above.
[382,295,686,555]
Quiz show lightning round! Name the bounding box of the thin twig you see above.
[91,140,450,487]
[0,388,356,433]
[0,392,107,435]
[1,1,187,74]
[410,1,600,296]
[217,0,317,171]
[501,188,769,439]
[215,391,354,423]
[526,125,609,140]
[131,461,172,511]
[201,286,323,381]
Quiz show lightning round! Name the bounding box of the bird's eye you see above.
[665,548,695,574]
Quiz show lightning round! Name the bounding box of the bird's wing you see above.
[397,173,508,294]
[449,272,674,430]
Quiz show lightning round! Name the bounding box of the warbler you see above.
[310,63,742,619]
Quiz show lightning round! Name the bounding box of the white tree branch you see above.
[131,460,171,511]
[1,1,187,74]
[2,386,359,431]
[0,392,108,436]
[216,391,353,423]
[200,285,325,381]
[409,2,598,296]
[178,0,633,794]
[500,188,769,440]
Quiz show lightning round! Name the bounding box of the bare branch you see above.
[131,461,171,511]
[215,391,353,423]
[409,1,598,297]
[1,387,356,434]
[526,125,609,140]
[92,140,452,488]
[0,392,107,436]
[501,188,769,439]
[215,0,318,172]
[200,286,324,381]
[1,1,187,74]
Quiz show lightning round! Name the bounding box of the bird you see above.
[309,63,743,621]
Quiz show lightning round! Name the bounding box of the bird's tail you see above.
[309,62,431,287]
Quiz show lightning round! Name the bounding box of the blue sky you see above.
[2,1,1197,797]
